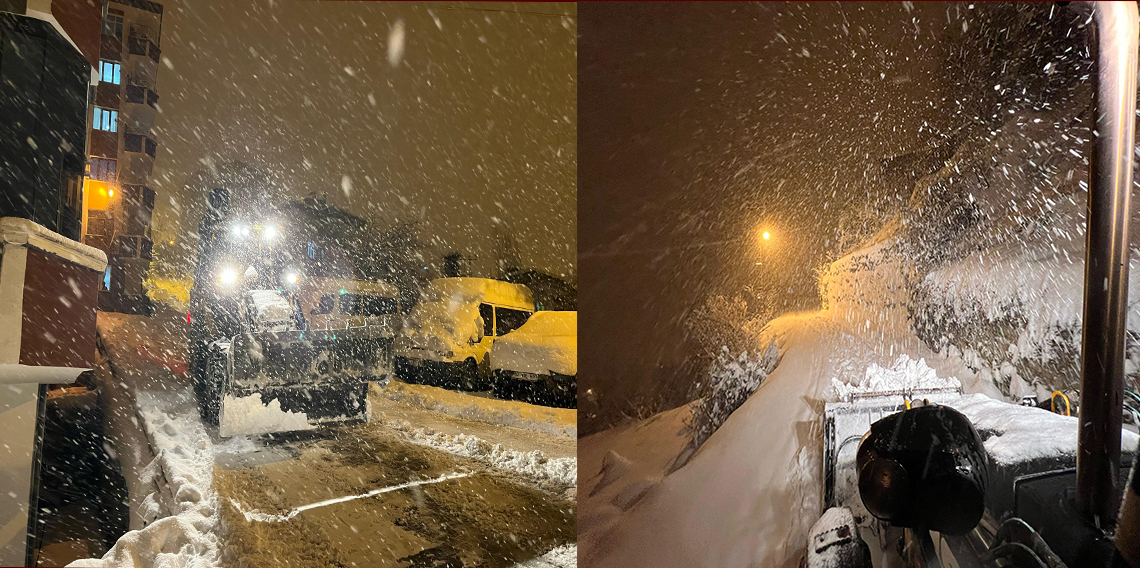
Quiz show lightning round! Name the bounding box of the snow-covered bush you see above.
[687,340,780,450]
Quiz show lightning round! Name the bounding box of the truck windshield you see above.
[339,294,396,316]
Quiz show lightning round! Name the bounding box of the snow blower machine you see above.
[807,3,1140,567]
[188,187,397,437]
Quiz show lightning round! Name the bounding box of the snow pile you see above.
[393,422,576,487]
[487,311,577,376]
[831,354,961,401]
[688,340,779,449]
[512,544,576,568]
[948,393,1140,465]
[243,290,293,332]
[218,393,313,437]
[69,390,221,568]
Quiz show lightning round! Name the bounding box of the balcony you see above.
[121,185,156,211]
[89,130,117,158]
[127,25,160,63]
[123,130,157,158]
[115,235,152,261]
[124,84,158,108]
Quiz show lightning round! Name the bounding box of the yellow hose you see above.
[1051,391,1071,417]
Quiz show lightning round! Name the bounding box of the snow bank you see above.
[487,311,577,376]
[218,393,313,437]
[69,389,221,568]
[688,341,778,450]
[831,354,961,401]
[512,544,577,568]
[391,421,576,487]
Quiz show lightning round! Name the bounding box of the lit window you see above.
[102,13,123,38]
[90,158,117,182]
[99,61,120,85]
[93,108,117,132]
[102,267,111,291]
[307,241,316,259]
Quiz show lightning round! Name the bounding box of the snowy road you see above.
[578,235,1007,568]
[73,312,576,568]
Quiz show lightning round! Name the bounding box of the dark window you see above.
[479,303,494,337]
[495,308,531,336]
[339,294,397,316]
[314,294,335,315]
[90,158,116,182]
[103,13,123,37]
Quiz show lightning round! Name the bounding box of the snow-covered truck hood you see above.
[488,312,577,375]
[244,290,294,332]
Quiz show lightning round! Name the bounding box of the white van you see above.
[487,311,576,407]
[394,277,534,389]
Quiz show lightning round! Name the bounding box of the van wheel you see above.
[459,358,480,391]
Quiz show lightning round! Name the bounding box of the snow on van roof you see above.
[424,277,534,309]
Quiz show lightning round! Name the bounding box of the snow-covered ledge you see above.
[0,217,108,272]
[0,364,87,385]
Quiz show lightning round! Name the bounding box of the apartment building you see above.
[83,0,162,314]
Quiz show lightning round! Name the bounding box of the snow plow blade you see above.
[214,327,391,437]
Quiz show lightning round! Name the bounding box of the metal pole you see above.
[1078,0,1139,528]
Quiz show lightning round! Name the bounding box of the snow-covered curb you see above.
[378,381,577,438]
[511,544,577,567]
[390,420,577,488]
[68,389,221,568]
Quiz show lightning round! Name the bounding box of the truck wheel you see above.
[203,352,225,426]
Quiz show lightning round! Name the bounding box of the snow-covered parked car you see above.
[487,311,577,407]
[394,277,534,389]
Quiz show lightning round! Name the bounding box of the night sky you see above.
[149,1,576,280]
[579,2,1000,409]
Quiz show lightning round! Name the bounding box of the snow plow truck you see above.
[189,188,398,437]
[807,3,1140,568]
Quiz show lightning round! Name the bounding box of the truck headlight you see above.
[262,224,278,241]
[218,267,239,287]
[284,271,300,285]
